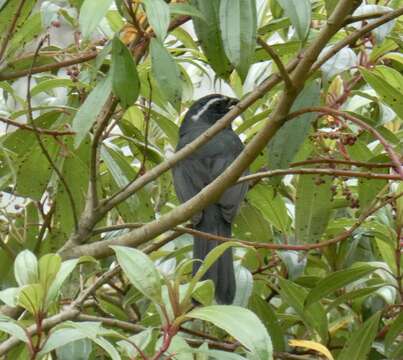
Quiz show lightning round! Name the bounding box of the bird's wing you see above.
[173,129,248,224]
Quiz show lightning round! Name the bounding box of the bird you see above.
[172,94,249,304]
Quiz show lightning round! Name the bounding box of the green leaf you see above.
[0,0,35,35]
[192,280,214,306]
[5,13,42,60]
[150,38,182,112]
[267,80,320,176]
[31,79,83,97]
[187,305,273,360]
[142,0,170,41]
[0,287,19,307]
[233,265,253,307]
[295,174,333,244]
[18,284,45,315]
[305,264,376,307]
[0,320,30,343]
[396,181,403,229]
[190,0,233,79]
[277,0,311,40]
[385,312,403,357]
[337,312,381,360]
[169,3,205,20]
[39,253,62,292]
[56,339,93,360]
[233,203,273,243]
[111,36,140,109]
[358,155,388,210]
[47,259,79,305]
[247,184,290,233]
[39,328,87,356]
[111,246,162,304]
[360,66,403,120]
[184,242,242,304]
[72,75,112,148]
[101,146,154,222]
[79,0,114,38]
[118,329,153,359]
[219,0,257,80]
[15,140,59,200]
[278,278,328,342]
[326,285,383,312]
[93,337,121,360]
[14,249,38,286]
[249,294,286,352]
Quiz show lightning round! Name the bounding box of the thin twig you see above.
[344,11,392,25]
[290,158,394,169]
[0,52,97,81]
[311,7,403,73]
[286,107,403,178]
[107,76,153,205]
[89,95,118,210]
[257,37,294,90]
[0,116,75,136]
[0,0,27,62]
[26,35,79,230]
[239,168,400,182]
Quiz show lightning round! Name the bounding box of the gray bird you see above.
[172,94,249,304]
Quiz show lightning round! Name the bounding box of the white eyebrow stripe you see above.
[191,97,225,122]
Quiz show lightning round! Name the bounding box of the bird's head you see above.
[184,94,239,126]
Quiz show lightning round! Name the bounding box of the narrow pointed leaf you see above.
[295,175,333,244]
[337,312,381,360]
[190,0,233,79]
[150,38,182,112]
[79,0,114,38]
[277,0,311,40]
[187,305,273,360]
[72,75,112,148]
[219,0,257,80]
[305,264,376,307]
[111,36,140,109]
[142,0,170,42]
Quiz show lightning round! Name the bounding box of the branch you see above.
[0,265,120,355]
[0,52,97,81]
[344,11,392,25]
[58,16,193,251]
[59,0,358,260]
[88,95,118,210]
[239,168,400,183]
[0,116,75,136]
[312,7,403,73]
[286,107,403,178]
[290,158,394,169]
[0,0,27,62]
[257,37,294,90]
[26,36,79,230]
[98,58,298,214]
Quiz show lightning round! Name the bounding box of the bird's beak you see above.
[227,97,239,109]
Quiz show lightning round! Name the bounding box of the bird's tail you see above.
[193,205,236,304]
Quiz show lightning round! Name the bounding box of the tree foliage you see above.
[0,0,402,359]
